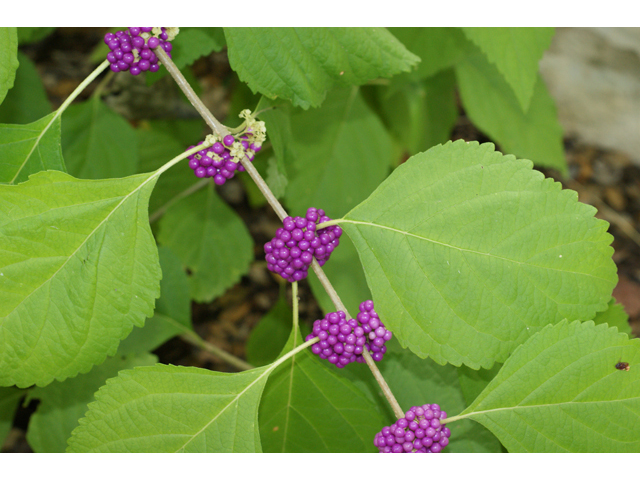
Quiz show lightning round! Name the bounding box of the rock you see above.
[539,28,640,166]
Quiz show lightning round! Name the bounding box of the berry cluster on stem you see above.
[264,208,342,282]
[374,405,451,453]
[305,300,392,367]
[104,27,177,75]
[186,110,266,183]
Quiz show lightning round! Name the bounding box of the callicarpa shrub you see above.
[0,27,637,453]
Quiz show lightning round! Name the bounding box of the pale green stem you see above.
[316,219,344,230]
[440,415,462,425]
[9,60,110,184]
[180,331,254,371]
[270,337,319,371]
[155,142,213,178]
[292,281,299,340]
[57,59,110,116]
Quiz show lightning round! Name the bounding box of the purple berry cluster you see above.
[305,300,392,367]
[374,404,451,453]
[306,311,366,368]
[104,27,174,75]
[186,134,261,185]
[264,208,342,282]
[357,299,392,361]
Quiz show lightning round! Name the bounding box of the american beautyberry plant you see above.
[0,27,638,453]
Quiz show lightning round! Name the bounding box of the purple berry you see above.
[374,405,450,453]
[223,135,235,147]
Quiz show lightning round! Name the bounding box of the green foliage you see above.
[461,320,640,452]
[26,352,156,452]
[0,52,51,125]
[0,28,18,107]
[259,329,385,452]
[157,182,253,303]
[0,170,161,387]
[461,28,555,112]
[376,69,458,157]
[265,156,287,199]
[117,246,193,355]
[342,339,503,452]
[264,87,393,217]
[387,27,468,82]
[0,26,626,453]
[593,298,632,337]
[62,96,138,179]
[135,126,200,217]
[457,363,501,406]
[0,112,66,184]
[225,27,420,109]
[246,295,293,367]
[0,387,23,446]
[67,363,273,452]
[308,234,371,316]
[455,45,567,173]
[16,27,56,46]
[170,27,225,69]
[342,140,617,368]
[145,28,225,84]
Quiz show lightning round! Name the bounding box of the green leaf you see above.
[593,298,632,337]
[62,96,138,179]
[67,363,273,452]
[17,27,55,45]
[259,329,385,452]
[341,140,617,369]
[225,28,420,109]
[265,156,287,199]
[0,28,19,107]
[308,233,371,316]
[341,339,503,453]
[117,246,193,355]
[26,352,156,453]
[455,46,567,173]
[135,127,200,219]
[462,28,555,112]
[457,364,501,407]
[255,96,292,177]
[170,27,225,69]
[0,111,66,185]
[146,118,206,148]
[0,52,51,125]
[282,87,393,217]
[459,320,640,452]
[0,387,23,446]
[377,69,458,157]
[157,182,253,303]
[0,170,161,387]
[388,27,468,82]
[246,295,293,367]
[143,28,225,84]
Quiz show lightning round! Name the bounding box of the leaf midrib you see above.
[343,219,608,281]
[1,172,156,327]
[175,367,271,452]
[9,112,58,184]
[463,396,640,422]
